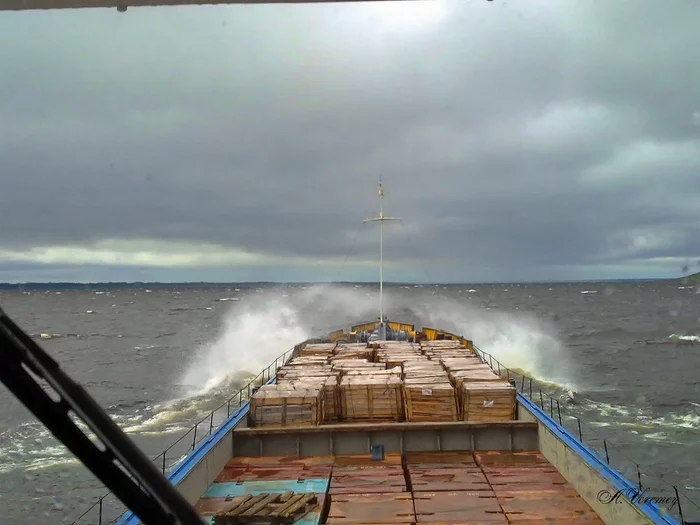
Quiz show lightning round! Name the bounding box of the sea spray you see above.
[179,285,381,397]
[180,300,307,396]
[404,295,579,393]
[180,285,578,397]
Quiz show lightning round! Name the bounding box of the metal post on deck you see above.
[556,400,562,425]
[539,389,544,409]
[192,425,197,449]
[637,465,643,491]
[98,497,103,525]
[577,418,583,442]
[209,412,214,435]
[162,452,166,474]
[529,378,532,398]
[673,486,684,524]
[603,440,610,464]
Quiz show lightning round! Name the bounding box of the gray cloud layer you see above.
[1,1,699,282]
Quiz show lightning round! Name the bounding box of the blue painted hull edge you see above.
[117,376,277,525]
[517,392,679,525]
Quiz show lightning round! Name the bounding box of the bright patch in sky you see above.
[0,239,383,270]
[363,0,449,31]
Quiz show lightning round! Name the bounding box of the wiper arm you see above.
[0,307,202,525]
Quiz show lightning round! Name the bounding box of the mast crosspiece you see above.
[363,181,400,340]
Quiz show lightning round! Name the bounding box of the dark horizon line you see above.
[0,277,682,288]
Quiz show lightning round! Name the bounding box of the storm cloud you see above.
[1,0,699,282]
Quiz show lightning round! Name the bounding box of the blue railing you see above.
[473,344,700,525]
[69,343,300,525]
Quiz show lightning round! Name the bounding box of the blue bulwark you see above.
[517,393,680,525]
[117,377,276,525]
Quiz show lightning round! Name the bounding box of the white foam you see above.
[408,297,579,391]
[180,285,380,397]
[668,334,700,343]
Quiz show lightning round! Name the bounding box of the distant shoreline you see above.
[0,278,671,289]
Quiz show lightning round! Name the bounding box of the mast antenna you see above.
[363,178,400,339]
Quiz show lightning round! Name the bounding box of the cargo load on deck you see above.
[247,339,515,427]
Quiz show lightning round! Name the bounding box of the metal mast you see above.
[363,180,400,339]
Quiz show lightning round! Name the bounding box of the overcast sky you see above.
[0,0,699,283]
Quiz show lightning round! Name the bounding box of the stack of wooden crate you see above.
[248,384,323,427]
[332,344,375,361]
[300,342,336,357]
[402,360,458,422]
[276,364,340,423]
[331,359,385,372]
[277,364,332,381]
[339,363,403,423]
[447,365,502,391]
[440,358,516,422]
[420,340,468,350]
[375,343,426,369]
[421,340,474,360]
[439,356,483,370]
[459,381,516,422]
[277,363,331,380]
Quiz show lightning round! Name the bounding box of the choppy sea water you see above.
[0,281,698,524]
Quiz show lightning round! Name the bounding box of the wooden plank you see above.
[240,493,280,516]
[268,494,306,517]
[234,420,535,435]
[228,494,268,516]
[216,494,253,515]
[279,494,316,518]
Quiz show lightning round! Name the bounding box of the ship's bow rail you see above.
[472,344,700,524]
[69,344,302,525]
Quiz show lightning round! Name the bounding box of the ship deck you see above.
[187,336,609,524]
[194,450,605,524]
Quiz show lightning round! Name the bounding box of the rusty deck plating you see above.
[194,451,604,524]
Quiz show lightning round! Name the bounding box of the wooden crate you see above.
[461,381,516,422]
[284,357,331,366]
[375,353,425,368]
[403,361,444,374]
[404,374,450,384]
[333,345,375,360]
[343,366,402,377]
[273,374,340,425]
[420,341,467,349]
[403,381,458,422]
[277,367,334,381]
[249,386,323,427]
[340,376,403,422]
[322,375,341,423]
[440,357,483,370]
[330,358,382,368]
[300,343,336,357]
[448,367,502,387]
